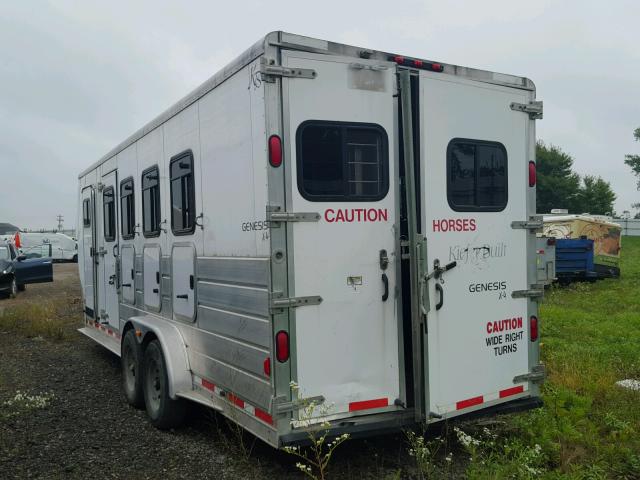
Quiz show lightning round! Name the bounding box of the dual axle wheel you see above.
[121,330,186,429]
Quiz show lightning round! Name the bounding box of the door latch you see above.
[426,259,457,284]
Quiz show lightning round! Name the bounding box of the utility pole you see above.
[56,214,64,232]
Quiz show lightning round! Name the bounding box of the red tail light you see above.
[390,56,443,72]
[14,232,21,248]
[263,357,271,377]
[275,331,289,362]
[530,316,539,342]
[529,161,536,187]
[268,135,282,167]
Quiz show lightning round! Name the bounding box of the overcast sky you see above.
[1,0,638,231]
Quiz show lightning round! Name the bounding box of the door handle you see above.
[153,288,159,293]
[381,273,389,301]
[435,283,444,310]
[176,294,188,299]
[122,283,132,288]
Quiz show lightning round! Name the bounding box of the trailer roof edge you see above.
[79,31,535,179]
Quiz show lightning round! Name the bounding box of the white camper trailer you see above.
[77,32,546,447]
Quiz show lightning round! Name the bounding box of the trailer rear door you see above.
[283,51,400,417]
[419,71,533,417]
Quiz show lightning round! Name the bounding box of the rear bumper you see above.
[279,395,542,446]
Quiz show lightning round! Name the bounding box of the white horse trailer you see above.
[77,32,546,447]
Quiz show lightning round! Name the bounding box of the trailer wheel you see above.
[72,254,78,263]
[143,339,186,429]
[122,330,144,408]
[8,278,17,298]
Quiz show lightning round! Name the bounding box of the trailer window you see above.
[142,166,161,238]
[296,121,389,201]
[170,151,196,235]
[102,186,116,242]
[447,139,507,211]
[120,177,135,240]
[82,198,91,227]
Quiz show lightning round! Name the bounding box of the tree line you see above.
[536,141,616,215]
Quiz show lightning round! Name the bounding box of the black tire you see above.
[17,284,25,292]
[143,339,186,429]
[122,329,144,408]
[72,254,78,263]
[8,278,17,298]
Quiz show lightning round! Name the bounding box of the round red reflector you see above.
[529,161,536,187]
[275,331,289,363]
[530,316,539,342]
[269,135,282,167]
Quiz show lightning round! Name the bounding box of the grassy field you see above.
[474,237,640,479]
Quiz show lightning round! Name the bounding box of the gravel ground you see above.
[0,264,412,479]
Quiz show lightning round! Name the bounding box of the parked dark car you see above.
[0,242,53,298]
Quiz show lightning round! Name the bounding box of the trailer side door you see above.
[97,171,120,331]
[81,187,97,319]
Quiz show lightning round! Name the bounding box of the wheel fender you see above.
[125,315,191,399]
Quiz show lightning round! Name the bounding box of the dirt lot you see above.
[0,264,411,479]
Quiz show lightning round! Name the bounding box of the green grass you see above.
[0,299,81,341]
[488,237,640,478]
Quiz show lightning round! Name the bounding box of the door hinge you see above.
[511,216,543,231]
[96,182,104,192]
[267,205,321,226]
[511,286,545,299]
[513,364,545,384]
[97,248,108,257]
[270,292,323,312]
[273,395,326,414]
[510,100,543,119]
[260,58,317,82]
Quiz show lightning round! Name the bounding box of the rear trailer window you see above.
[447,139,507,211]
[102,186,116,242]
[170,151,196,235]
[120,177,135,240]
[296,121,389,201]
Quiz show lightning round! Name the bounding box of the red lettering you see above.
[432,218,478,232]
[487,322,493,334]
[325,209,335,223]
[335,209,345,222]
[379,208,388,222]
[345,209,354,222]
[367,209,377,222]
